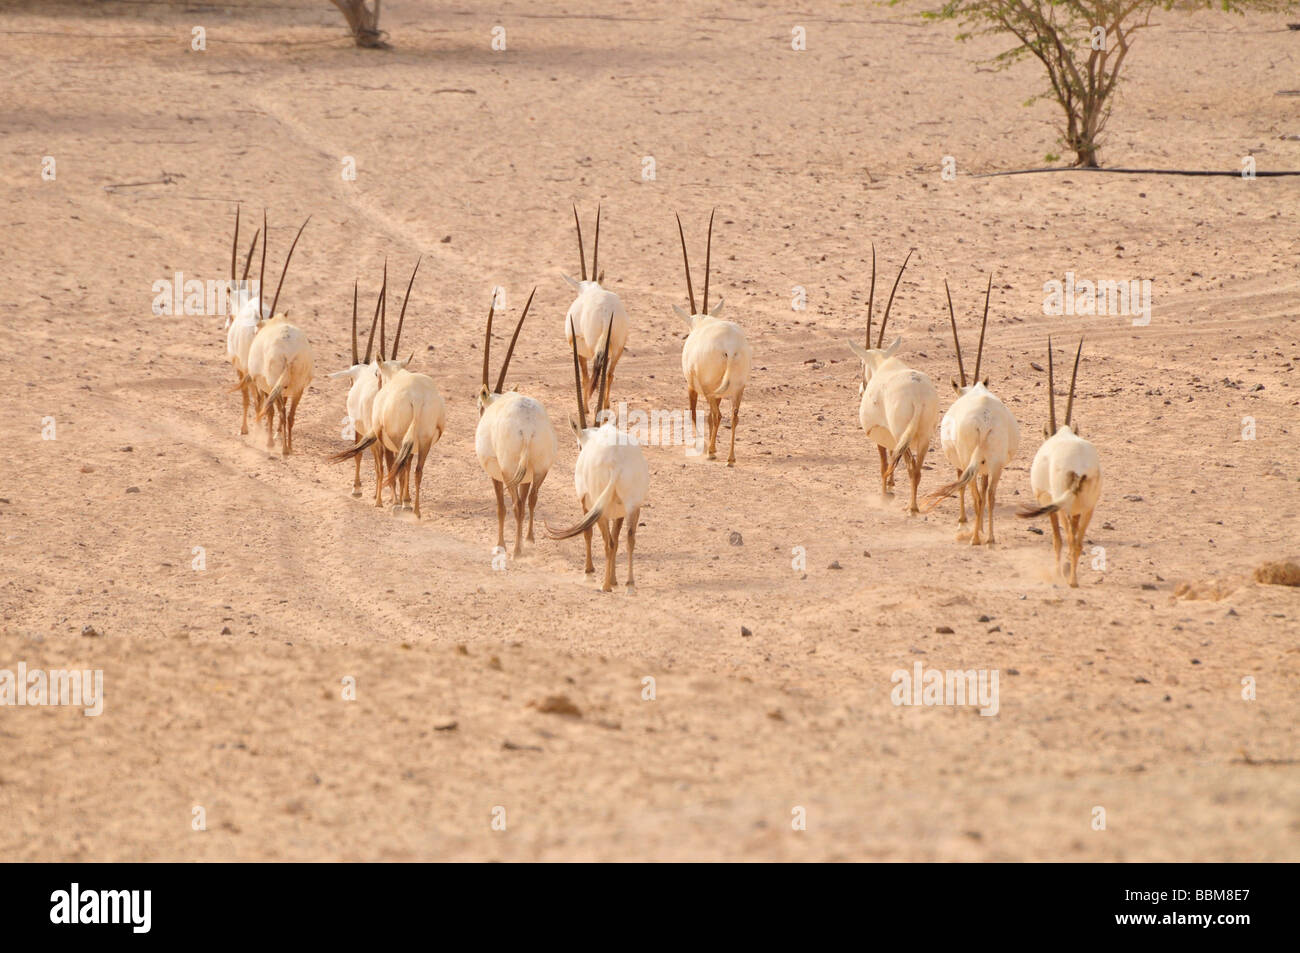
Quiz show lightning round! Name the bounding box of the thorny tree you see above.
[918,1,1295,167]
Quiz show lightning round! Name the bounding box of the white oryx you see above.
[475,288,558,557]
[547,316,649,592]
[563,204,628,413]
[223,204,264,434]
[673,210,752,466]
[922,274,1020,545]
[847,246,938,513]
[1017,338,1102,587]
[331,261,441,518]
[328,259,419,502]
[246,215,313,456]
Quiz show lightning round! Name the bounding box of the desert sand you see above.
[1,1,1297,861]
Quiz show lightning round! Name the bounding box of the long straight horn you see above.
[595,311,615,415]
[570,326,587,431]
[876,249,912,348]
[495,286,536,393]
[591,204,600,281]
[944,279,966,387]
[259,210,268,313]
[480,293,495,389]
[391,256,421,360]
[240,229,260,283]
[573,204,587,282]
[866,243,876,349]
[675,212,696,315]
[351,279,359,366]
[973,271,992,382]
[362,277,383,364]
[702,207,715,314]
[378,258,387,358]
[1047,336,1057,433]
[230,204,240,282]
[268,215,310,320]
[1064,336,1083,429]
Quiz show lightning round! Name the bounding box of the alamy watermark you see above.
[0,662,103,716]
[891,661,999,716]
[1043,272,1151,326]
[153,275,260,318]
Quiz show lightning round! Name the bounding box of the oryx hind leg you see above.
[625,506,639,591]
[726,391,742,467]
[493,479,506,551]
[985,468,1002,545]
[597,518,615,592]
[526,474,544,543]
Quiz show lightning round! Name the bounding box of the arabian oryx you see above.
[1017,338,1102,587]
[475,287,558,557]
[223,204,263,434]
[330,259,439,517]
[246,215,313,456]
[328,259,419,502]
[673,210,752,466]
[563,204,628,414]
[921,274,1020,544]
[846,246,938,513]
[547,314,650,592]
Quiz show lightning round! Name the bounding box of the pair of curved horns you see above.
[573,204,601,282]
[482,286,538,394]
[232,206,309,320]
[1044,336,1084,431]
[675,209,716,316]
[944,273,993,386]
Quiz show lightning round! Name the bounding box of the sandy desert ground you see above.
[1,0,1297,861]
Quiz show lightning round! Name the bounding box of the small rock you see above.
[125,486,140,493]
[935,625,954,634]
[220,626,232,635]
[741,625,753,637]
[729,531,743,546]
[828,560,842,570]
[441,235,452,243]
[434,720,458,731]
[1027,526,1043,535]
[80,625,100,638]
[977,614,991,623]
[535,694,582,718]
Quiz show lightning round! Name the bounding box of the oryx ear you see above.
[568,414,584,439]
[710,296,725,318]
[847,340,871,363]
[884,336,902,358]
[672,304,694,329]
[597,269,605,285]
[951,378,961,394]
[561,273,582,291]
[328,368,357,380]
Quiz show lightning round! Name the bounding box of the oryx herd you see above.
[219,205,1103,591]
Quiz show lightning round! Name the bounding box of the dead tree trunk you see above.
[330,0,387,48]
